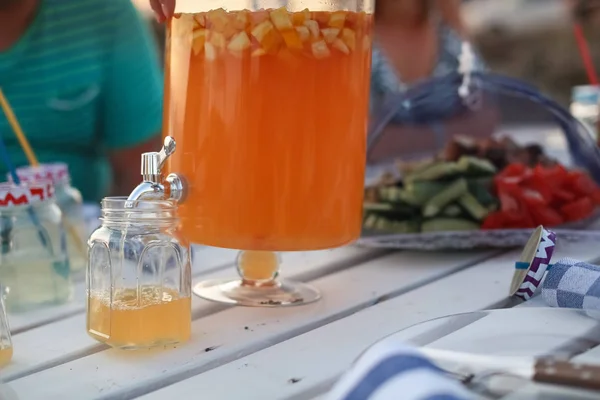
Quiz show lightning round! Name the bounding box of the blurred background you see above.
[132,0,600,106]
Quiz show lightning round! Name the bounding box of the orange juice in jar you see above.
[165,5,373,252]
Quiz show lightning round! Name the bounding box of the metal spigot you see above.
[125,136,186,208]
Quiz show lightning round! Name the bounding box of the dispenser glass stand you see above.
[193,250,320,307]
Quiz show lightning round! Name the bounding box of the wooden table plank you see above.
[6,246,238,334]
[139,240,600,400]
[5,250,497,399]
[1,247,385,382]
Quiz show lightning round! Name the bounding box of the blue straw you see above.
[0,135,49,251]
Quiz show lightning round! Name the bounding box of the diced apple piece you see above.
[173,13,182,19]
[205,42,217,61]
[228,31,251,53]
[281,29,303,50]
[194,14,206,28]
[303,20,320,39]
[251,10,270,26]
[363,34,371,51]
[207,8,229,32]
[295,26,310,42]
[209,31,226,49]
[233,11,249,30]
[292,9,310,26]
[311,40,330,59]
[332,38,349,54]
[321,28,340,44]
[270,7,293,31]
[192,29,207,55]
[251,48,266,57]
[341,27,356,51]
[328,11,346,29]
[251,20,281,52]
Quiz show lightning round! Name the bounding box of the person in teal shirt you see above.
[0,0,163,202]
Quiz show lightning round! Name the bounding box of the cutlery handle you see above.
[534,359,600,391]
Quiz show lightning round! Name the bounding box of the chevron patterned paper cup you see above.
[509,226,557,300]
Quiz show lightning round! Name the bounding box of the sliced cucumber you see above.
[405,181,449,205]
[457,156,497,176]
[458,192,490,221]
[441,204,463,218]
[406,162,461,182]
[423,179,468,218]
[421,218,480,232]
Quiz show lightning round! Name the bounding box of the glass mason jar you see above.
[12,163,87,273]
[0,181,72,312]
[0,288,12,368]
[86,198,192,350]
[161,0,374,307]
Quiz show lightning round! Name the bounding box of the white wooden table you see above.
[2,233,600,399]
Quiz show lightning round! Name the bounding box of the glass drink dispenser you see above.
[126,1,374,307]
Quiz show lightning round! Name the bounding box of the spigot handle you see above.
[157,136,176,168]
[141,136,176,178]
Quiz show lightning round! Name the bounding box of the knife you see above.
[422,348,600,392]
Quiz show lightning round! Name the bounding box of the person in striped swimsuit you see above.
[0,0,163,202]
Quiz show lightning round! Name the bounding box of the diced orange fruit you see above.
[321,28,340,44]
[303,20,320,39]
[228,31,251,53]
[314,12,330,26]
[192,29,207,55]
[251,20,281,52]
[176,9,371,60]
[281,30,303,50]
[210,31,227,48]
[328,11,346,29]
[270,7,294,31]
[292,9,310,26]
[207,8,229,32]
[233,11,249,30]
[332,38,349,54]
[295,26,310,42]
[341,28,356,51]
[204,42,217,61]
[311,40,330,59]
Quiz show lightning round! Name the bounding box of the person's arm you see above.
[103,0,164,196]
[150,0,175,22]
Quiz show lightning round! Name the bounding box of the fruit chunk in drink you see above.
[86,286,191,349]
[165,8,373,251]
[0,346,12,368]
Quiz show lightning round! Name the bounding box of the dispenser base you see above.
[193,279,320,307]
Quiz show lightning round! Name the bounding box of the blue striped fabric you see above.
[326,341,474,400]
[0,0,163,202]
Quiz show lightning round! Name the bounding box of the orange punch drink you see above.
[164,7,373,251]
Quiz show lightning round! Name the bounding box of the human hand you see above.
[149,0,176,22]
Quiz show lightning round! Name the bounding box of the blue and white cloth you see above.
[542,258,600,311]
[325,341,475,400]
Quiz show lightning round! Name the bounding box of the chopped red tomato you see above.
[530,207,563,227]
[560,197,594,222]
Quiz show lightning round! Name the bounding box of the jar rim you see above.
[101,196,177,211]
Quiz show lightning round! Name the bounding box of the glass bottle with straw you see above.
[0,88,86,266]
[12,164,87,274]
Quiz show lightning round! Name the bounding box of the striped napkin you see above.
[325,340,475,400]
[542,258,600,310]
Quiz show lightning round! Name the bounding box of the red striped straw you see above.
[573,22,599,86]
